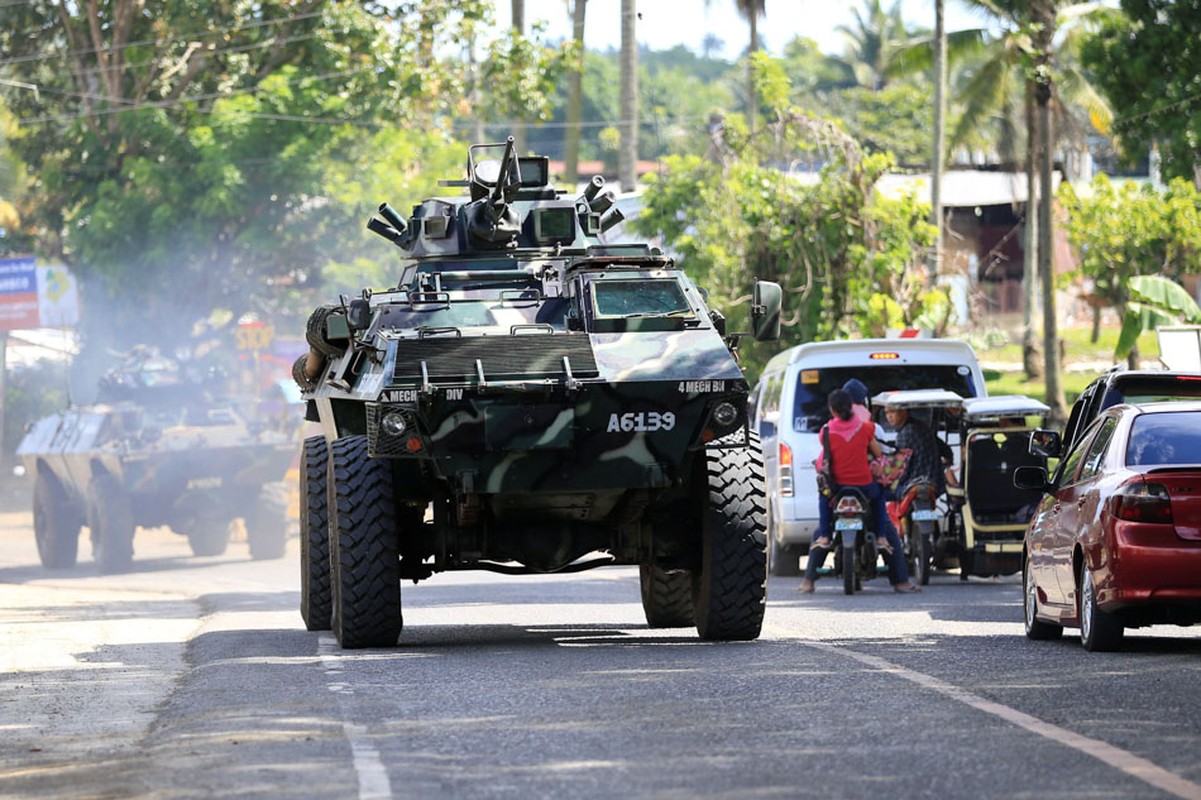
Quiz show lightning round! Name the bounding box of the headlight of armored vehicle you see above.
[380,410,408,437]
[712,401,739,428]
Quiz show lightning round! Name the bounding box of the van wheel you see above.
[766,508,800,576]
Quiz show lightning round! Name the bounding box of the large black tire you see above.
[329,436,402,648]
[87,473,134,574]
[842,542,856,595]
[247,482,289,560]
[34,471,81,568]
[1079,562,1123,652]
[1023,557,1063,641]
[305,304,345,358]
[640,564,695,628]
[300,436,332,631]
[692,433,767,641]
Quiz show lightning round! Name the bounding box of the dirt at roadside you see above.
[0,474,30,515]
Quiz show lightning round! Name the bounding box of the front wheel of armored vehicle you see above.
[87,473,134,574]
[300,436,332,631]
[247,482,289,560]
[329,436,402,648]
[640,565,695,628]
[692,434,768,641]
[34,471,82,568]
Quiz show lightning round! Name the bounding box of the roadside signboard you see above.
[0,257,79,331]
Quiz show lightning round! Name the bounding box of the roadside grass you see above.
[981,326,1161,405]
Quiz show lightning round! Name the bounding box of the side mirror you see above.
[1013,465,1052,493]
[751,280,782,342]
[1028,428,1061,459]
[346,298,372,333]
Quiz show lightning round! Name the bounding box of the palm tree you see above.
[618,0,638,189]
[735,0,765,134]
[836,0,916,91]
[953,0,1113,417]
[564,0,587,184]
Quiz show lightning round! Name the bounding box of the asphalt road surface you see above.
[2,480,1200,800]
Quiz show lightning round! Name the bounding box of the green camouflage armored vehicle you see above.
[17,346,296,573]
[295,138,781,647]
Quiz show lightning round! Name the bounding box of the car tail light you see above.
[779,442,794,497]
[1109,481,1173,524]
[834,495,865,515]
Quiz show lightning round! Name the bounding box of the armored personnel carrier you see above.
[17,346,296,572]
[296,138,781,647]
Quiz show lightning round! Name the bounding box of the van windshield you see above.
[792,365,977,432]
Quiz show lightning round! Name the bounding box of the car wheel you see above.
[1079,563,1123,652]
[1023,557,1062,640]
[766,506,801,577]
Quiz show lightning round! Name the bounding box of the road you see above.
[2,480,1200,800]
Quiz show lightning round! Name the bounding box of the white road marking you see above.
[774,628,1201,800]
[319,635,393,800]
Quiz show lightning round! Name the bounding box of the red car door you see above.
[1052,417,1119,611]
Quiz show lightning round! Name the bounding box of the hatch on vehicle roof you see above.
[961,395,1050,422]
[870,388,965,409]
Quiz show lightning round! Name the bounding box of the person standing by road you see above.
[800,389,919,594]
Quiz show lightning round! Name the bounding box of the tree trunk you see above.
[1022,83,1042,379]
[564,0,587,185]
[747,11,758,138]
[1035,2,1067,423]
[930,0,946,289]
[619,0,639,190]
[511,0,526,154]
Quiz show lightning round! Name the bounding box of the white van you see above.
[749,338,988,576]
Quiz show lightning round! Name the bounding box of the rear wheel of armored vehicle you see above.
[329,436,402,648]
[187,513,232,557]
[87,473,134,574]
[640,565,695,628]
[300,436,332,631]
[247,482,289,560]
[34,471,81,568]
[692,434,767,641]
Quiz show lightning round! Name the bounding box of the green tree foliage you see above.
[633,55,939,377]
[1059,174,1201,359]
[1081,0,1201,183]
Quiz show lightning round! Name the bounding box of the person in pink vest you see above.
[800,388,919,594]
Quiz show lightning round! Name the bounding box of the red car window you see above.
[1127,412,1201,466]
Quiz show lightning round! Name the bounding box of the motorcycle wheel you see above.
[842,541,856,595]
[909,527,932,586]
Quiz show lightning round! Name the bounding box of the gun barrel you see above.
[378,203,408,232]
[367,216,403,242]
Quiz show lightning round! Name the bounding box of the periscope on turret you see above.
[295,137,783,648]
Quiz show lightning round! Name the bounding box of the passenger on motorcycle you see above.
[799,389,919,594]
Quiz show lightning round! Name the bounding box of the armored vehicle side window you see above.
[593,279,693,318]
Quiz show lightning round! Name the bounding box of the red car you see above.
[1015,401,1201,651]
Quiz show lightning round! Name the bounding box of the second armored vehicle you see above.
[296,139,781,647]
[18,347,296,572]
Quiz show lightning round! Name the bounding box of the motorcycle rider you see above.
[885,403,951,497]
[800,389,919,594]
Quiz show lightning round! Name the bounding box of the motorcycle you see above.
[894,478,940,586]
[829,487,888,595]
